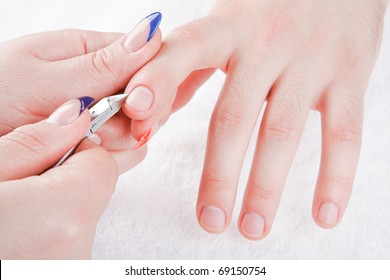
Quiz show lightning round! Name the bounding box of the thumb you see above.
[0,97,94,181]
[53,12,162,100]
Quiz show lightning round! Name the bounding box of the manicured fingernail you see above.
[89,133,101,145]
[318,202,339,225]
[124,12,162,52]
[126,86,154,112]
[131,128,152,151]
[240,212,265,239]
[47,97,94,126]
[199,206,226,233]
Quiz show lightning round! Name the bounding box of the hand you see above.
[0,98,145,259]
[0,12,161,172]
[121,0,388,239]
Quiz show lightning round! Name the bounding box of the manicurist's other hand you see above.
[0,97,146,259]
[121,0,388,239]
[0,12,162,173]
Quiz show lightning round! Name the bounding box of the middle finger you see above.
[196,54,284,233]
[238,62,324,240]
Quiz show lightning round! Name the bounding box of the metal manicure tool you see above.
[53,92,128,167]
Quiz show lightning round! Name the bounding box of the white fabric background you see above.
[1,0,389,259]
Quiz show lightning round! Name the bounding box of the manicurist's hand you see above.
[121,0,389,239]
[0,97,145,259]
[0,12,161,172]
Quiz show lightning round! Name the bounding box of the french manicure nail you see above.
[46,96,94,126]
[124,12,162,52]
[126,86,154,112]
[199,205,226,233]
[318,202,339,225]
[241,212,265,239]
[131,128,152,151]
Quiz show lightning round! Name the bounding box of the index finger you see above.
[122,16,234,121]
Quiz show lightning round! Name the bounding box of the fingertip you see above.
[313,201,341,229]
[198,205,227,234]
[238,212,267,241]
[239,231,268,241]
[313,217,340,229]
[123,85,155,119]
[147,12,162,42]
[123,26,162,57]
[149,28,162,45]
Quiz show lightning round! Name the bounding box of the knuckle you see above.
[277,79,307,116]
[328,124,361,144]
[170,24,204,48]
[168,23,205,61]
[262,116,297,142]
[201,178,232,195]
[229,63,259,94]
[210,105,246,132]
[77,29,90,55]
[91,47,116,77]
[247,183,277,201]
[261,80,307,143]
[2,125,49,157]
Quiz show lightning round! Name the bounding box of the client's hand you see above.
[121,1,388,239]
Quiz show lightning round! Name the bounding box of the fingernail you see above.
[47,97,94,126]
[126,86,154,112]
[240,212,265,239]
[124,12,162,52]
[318,202,339,225]
[89,133,101,145]
[199,206,226,233]
[131,128,152,151]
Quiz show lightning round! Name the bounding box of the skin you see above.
[0,1,388,258]
[0,27,162,172]
[0,24,158,258]
[121,0,389,239]
[0,105,146,259]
